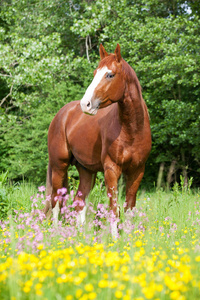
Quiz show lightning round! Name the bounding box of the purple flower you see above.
[46,195,51,202]
[57,187,67,195]
[38,186,46,192]
[159,226,164,232]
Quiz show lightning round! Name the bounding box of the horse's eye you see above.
[106,73,115,79]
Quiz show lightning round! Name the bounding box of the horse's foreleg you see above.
[74,165,96,226]
[125,165,145,210]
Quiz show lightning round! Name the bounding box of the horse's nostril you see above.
[87,101,91,108]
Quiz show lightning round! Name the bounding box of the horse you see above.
[44,44,151,233]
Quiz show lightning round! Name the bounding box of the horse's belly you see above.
[71,143,103,172]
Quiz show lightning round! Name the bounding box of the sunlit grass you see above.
[0,181,200,299]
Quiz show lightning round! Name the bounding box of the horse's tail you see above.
[43,163,52,215]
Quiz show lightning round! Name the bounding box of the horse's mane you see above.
[98,54,143,100]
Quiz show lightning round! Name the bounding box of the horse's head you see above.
[80,44,125,115]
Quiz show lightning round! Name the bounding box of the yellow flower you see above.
[108,280,118,288]
[123,295,131,300]
[35,283,42,290]
[115,290,123,299]
[40,250,47,257]
[23,286,31,293]
[66,296,73,300]
[56,277,63,284]
[142,284,156,299]
[98,279,108,288]
[79,294,88,300]
[88,293,97,300]
[135,240,142,247]
[170,291,181,299]
[25,280,32,287]
[79,271,87,279]
[57,264,66,274]
[37,244,44,250]
[36,289,43,296]
[84,283,94,292]
[195,256,200,262]
[76,289,83,298]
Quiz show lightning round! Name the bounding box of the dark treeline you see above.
[0,0,199,188]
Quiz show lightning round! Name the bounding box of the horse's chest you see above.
[106,140,134,168]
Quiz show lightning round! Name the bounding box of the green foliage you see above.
[0,171,9,219]
[0,0,199,187]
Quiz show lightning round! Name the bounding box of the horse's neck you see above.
[118,81,145,134]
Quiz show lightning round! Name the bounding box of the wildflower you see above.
[38,186,46,192]
[23,286,31,293]
[57,264,66,274]
[115,290,123,298]
[37,244,44,250]
[123,296,131,300]
[66,296,73,300]
[84,283,94,292]
[88,292,97,299]
[57,187,67,195]
[98,279,108,288]
[195,256,200,262]
[170,291,181,299]
[135,240,142,247]
[79,271,87,279]
[76,289,83,298]
[35,283,42,290]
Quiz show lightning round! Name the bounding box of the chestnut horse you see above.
[44,44,151,231]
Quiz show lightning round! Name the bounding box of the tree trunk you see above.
[181,150,188,187]
[157,162,165,189]
[167,160,176,190]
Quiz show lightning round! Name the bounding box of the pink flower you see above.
[77,191,83,197]
[38,186,46,192]
[57,187,67,195]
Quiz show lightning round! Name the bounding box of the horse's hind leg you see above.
[125,165,145,210]
[43,163,53,216]
[51,166,69,225]
[74,164,96,225]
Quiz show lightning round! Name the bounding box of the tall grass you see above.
[0,178,200,300]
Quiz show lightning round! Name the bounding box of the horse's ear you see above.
[114,43,122,62]
[99,44,109,60]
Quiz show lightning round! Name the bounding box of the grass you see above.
[0,179,200,300]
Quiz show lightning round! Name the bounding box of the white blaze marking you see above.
[81,66,111,107]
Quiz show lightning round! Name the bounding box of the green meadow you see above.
[0,178,200,300]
